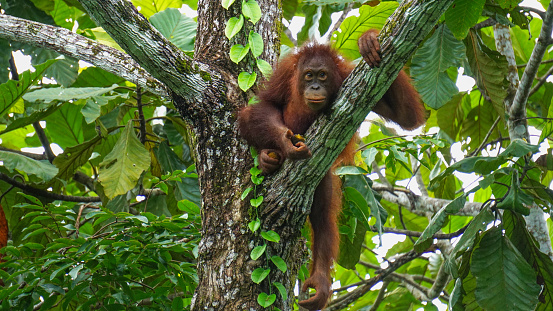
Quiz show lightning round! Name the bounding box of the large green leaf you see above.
[23,85,118,103]
[411,24,465,109]
[332,2,398,60]
[0,59,57,118]
[0,150,58,182]
[98,121,151,199]
[44,102,95,148]
[150,8,197,52]
[445,0,486,39]
[464,30,508,117]
[471,227,540,310]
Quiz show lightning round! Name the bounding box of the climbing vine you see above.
[222,0,286,308]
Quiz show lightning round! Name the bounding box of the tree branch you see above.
[0,173,101,202]
[510,1,553,140]
[372,183,482,216]
[77,0,221,118]
[0,14,166,97]
[263,0,457,226]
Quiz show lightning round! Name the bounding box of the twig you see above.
[529,64,553,96]
[368,279,390,311]
[468,116,501,157]
[325,3,354,41]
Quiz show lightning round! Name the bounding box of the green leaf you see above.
[242,0,261,24]
[248,31,264,58]
[503,211,553,311]
[273,282,288,300]
[229,44,250,64]
[332,2,398,60]
[238,71,257,91]
[225,15,244,40]
[251,267,270,284]
[0,59,57,118]
[429,156,507,190]
[471,227,540,310]
[241,187,252,200]
[411,24,465,109]
[500,139,540,158]
[53,135,103,180]
[250,195,263,207]
[496,171,534,215]
[0,150,58,182]
[334,166,369,176]
[98,121,151,199]
[256,59,273,77]
[257,292,276,307]
[221,0,236,9]
[270,256,287,273]
[464,30,508,117]
[337,217,367,269]
[444,207,494,278]
[445,0,486,39]
[248,218,261,232]
[23,85,118,103]
[150,8,197,52]
[177,199,200,215]
[414,195,467,252]
[250,244,266,260]
[44,102,94,149]
[261,230,280,243]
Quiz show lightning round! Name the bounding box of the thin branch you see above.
[368,224,468,240]
[520,6,546,19]
[0,14,167,97]
[136,86,147,144]
[372,184,483,216]
[529,63,553,96]
[325,3,354,41]
[32,122,56,162]
[517,58,553,68]
[0,146,47,160]
[0,173,101,202]
[468,116,501,157]
[474,18,497,30]
[368,279,390,311]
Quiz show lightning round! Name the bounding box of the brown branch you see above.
[0,173,101,202]
[325,250,425,310]
[369,224,468,240]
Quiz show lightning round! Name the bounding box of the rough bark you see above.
[0,14,166,96]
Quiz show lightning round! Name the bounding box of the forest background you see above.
[0,0,552,310]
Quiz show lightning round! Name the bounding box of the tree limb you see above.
[263,0,457,227]
[372,183,483,216]
[0,14,167,97]
[0,173,101,202]
[77,0,221,118]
